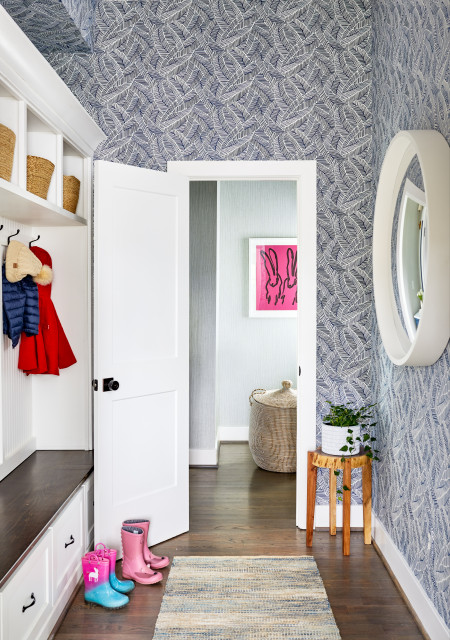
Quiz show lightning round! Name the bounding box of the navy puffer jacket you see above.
[2,265,40,348]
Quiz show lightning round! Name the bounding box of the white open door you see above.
[94,160,189,554]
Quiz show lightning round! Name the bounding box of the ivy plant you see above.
[323,401,380,501]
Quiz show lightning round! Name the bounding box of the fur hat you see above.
[5,240,43,283]
[30,246,53,285]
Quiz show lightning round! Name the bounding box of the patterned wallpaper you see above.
[371,0,449,625]
[0,0,94,52]
[3,0,447,622]
[62,0,96,50]
[41,0,373,504]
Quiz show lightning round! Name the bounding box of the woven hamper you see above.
[63,175,80,213]
[27,155,55,199]
[249,380,297,473]
[0,123,16,181]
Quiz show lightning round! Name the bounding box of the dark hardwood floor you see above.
[54,444,423,639]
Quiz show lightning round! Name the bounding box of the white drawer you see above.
[50,488,84,602]
[83,474,94,551]
[1,531,52,640]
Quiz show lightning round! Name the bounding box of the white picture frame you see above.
[249,237,298,318]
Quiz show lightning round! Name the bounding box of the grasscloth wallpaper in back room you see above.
[371,0,449,625]
[41,0,373,505]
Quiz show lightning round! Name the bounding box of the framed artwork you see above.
[249,238,298,317]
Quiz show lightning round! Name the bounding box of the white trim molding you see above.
[218,426,249,442]
[373,514,449,640]
[167,160,317,532]
[313,504,363,529]
[189,448,218,467]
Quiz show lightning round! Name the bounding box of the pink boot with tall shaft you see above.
[121,526,163,585]
[122,519,170,569]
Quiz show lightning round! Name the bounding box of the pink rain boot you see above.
[122,519,170,569]
[121,526,163,585]
[88,544,135,594]
[82,554,129,609]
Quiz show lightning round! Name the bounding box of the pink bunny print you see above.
[281,247,297,307]
[260,248,282,306]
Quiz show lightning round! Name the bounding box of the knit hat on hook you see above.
[5,240,43,283]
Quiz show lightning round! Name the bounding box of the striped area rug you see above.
[153,556,341,639]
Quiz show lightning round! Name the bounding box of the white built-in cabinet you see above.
[0,6,105,482]
[0,7,104,639]
[0,473,94,640]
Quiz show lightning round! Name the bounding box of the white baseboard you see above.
[218,426,249,442]
[0,438,36,482]
[313,504,363,529]
[189,448,218,466]
[372,514,448,640]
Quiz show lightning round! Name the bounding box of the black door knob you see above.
[103,378,120,392]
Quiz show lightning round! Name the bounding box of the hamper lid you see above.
[251,380,297,408]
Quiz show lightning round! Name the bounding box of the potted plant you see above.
[322,401,379,500]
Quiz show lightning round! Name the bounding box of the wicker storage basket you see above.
[0,123,16,181]
[249,380,297,473]
[63,175,80,213]
[27,155,55,199]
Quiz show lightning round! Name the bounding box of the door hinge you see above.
[298,365,302,377]
[92,379,98,391]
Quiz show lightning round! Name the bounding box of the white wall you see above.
[217,180,297,434]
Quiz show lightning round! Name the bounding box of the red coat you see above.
[18,247,76,375]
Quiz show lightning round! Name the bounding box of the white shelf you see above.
[0,177,87,227]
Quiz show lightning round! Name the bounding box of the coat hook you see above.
[29,234,40,248]
[7,229,20,245]
[0,225,3,232]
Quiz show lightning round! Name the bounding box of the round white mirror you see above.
[373,130,450,366]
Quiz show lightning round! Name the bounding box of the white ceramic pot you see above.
[321,423,361,456]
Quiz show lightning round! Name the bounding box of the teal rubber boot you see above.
[82,555,129,609]
[108,548,135,594]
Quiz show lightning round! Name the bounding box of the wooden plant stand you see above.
[306,448,372,556]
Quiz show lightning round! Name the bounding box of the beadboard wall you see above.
[0,219,35,481]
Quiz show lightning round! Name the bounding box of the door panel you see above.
[111,392,178,505]
[94,160,189,554]
[111,188,179,363]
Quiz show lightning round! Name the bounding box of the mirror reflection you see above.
[392,156,427,341]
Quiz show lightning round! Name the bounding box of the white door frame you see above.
[168,161,316,529]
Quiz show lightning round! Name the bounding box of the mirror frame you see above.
[373,130,450,366]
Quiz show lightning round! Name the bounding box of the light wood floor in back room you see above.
[54,444,424,640]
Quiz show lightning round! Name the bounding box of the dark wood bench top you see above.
[0,450,93,586]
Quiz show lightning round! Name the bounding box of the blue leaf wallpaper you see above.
[42,0,373,506]
[2,0,448,626]
[1,0,95,52]
[371,0,449,625]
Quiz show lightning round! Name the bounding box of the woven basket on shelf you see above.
[0,123,16,181]
[63,175,80,213]
[27,155,55,199]
[249,380,297,473]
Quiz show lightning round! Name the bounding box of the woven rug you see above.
[153,556,341,639]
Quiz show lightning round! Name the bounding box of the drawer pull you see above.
[22,593,36,613]
[65,535,75,548]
